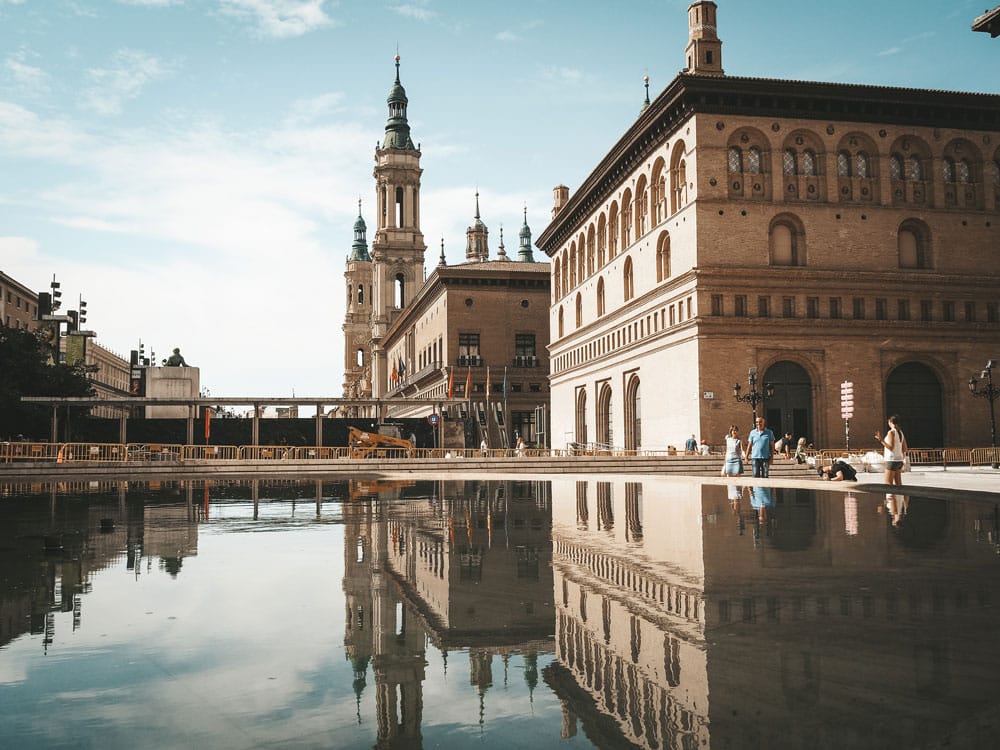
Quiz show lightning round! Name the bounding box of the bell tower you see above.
[371,54,426,397]
[342,200,373,406]
[685,1,724,76]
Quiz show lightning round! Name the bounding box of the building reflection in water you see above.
[3,477,1000,748]
[547,479,1000,749]
[342,479,554,748]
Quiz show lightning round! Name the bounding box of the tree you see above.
[0,325,94,440]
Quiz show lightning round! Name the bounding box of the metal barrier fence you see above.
[0,442,62,462]
[4,440,1000,466]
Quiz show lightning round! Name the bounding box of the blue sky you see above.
[1,0,997,399]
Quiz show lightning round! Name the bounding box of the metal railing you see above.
[4,440,1000,467]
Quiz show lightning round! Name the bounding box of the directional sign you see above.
[840,381,854,418]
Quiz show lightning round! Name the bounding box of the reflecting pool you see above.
[1,477,999,749]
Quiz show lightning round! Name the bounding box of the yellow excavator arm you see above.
[347,426,415,458]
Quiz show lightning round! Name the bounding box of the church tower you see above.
[342,200,373,404]
[517,208,535,262]
[685,1,724,76]
[371,55,426,397]
[465,191,489,263]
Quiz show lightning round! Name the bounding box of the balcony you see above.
[513,355,539,368]
[456,355,483,367]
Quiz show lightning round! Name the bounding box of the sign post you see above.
[840,381,854,450]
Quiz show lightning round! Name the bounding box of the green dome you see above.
[383,55,416,151]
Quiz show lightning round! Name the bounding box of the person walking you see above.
[721,424,744,476]
[744,417,776,478]
[875,415,908,487]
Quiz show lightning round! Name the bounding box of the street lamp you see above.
[968,359,999,469]
[733,367,775,425]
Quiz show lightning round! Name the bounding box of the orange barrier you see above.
[972,447,1000,466]
[291,447,348,460]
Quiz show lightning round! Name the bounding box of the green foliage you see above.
[0,325,94,440]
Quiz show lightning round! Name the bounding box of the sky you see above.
[1,0,997,401]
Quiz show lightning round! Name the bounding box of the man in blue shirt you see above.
[744,417,776,478]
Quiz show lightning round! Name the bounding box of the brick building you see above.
[343,58,550,448]
[536,1,1000,451]
[0,270,39,331]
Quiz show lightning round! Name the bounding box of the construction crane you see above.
[347,426,415,459]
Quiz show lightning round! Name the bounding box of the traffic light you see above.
[50,276,61,311]
[67,310,78,332]
[37,292,51,318]
[79,298,87,326]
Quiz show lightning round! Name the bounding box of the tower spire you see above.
[518,206,534,262]
[640,74,650,114]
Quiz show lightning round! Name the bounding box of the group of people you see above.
[719,414,909,485]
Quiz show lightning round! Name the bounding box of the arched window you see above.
[728,147,742,173]
[577,234,586,281]
[769,215,806,266]
[621,188,633,247]
[597,384,613,446]
[393,273,405,308]
[837,151,850,177]
[943,158,955,182]
[635,175,648,238]
[395,186,404,227]
[854,152,869,179]
[898,220,931,269]
[782,149,796,175]
[656,232,671,282]
[651,158,666,225]
[623,257,635,301]
[597,214,607,267]
[907,156,922,181]
[889,154,903,180]
[560,250,569,296]
[608,203,619,257]
[747,146,762,174]
[575,293,583,328]
[956,159,971,184]
[624,375,641,451]
[586,226,596,276]
[558,306,564,338]
[575,389,588,445]
[569,244,577,288]
[802,150,816,176]
[553,257,562,301]
[356,348,364,367]
[597,277,606,317]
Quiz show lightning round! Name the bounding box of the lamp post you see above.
[733,367,775,426]
[968,359,999,469]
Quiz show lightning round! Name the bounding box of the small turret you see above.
[518,207,535,262]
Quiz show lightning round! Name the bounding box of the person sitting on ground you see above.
[794,437,808,464]
[780,433,793,459]
[817,459,858,481]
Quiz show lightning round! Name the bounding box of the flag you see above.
[447,368,454,398]
[391,363,399,383]
[465,367,472,398]
[503,366,508,402]
[398,357,406,378]
[204,406,212,443]
[485,366,492,399]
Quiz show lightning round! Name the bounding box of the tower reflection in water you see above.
[342,479,555,747]
[547,479,1000,749]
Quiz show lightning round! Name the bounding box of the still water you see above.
[1,477,999,749]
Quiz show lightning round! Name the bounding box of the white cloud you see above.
[389,3,436,22]
[4,54,49,94]
[540,65,583,84]
[218,0,337,39]
[0,101,92,158]
[877,47,901,57]
[495,30,517,43]
[81,49,169,117]
[117,0,183,5]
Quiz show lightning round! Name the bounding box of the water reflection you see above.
[0,478,999,749]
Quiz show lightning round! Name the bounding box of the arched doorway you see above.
[597,383,613,447]
[624,375,641,450]
[886,362,943,448]
[763,361,813,443]
[575,389,588,446]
